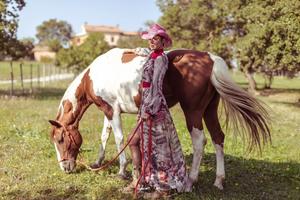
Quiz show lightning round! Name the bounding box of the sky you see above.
[17,0,162,40]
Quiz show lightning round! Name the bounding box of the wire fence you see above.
[0,61,73,97]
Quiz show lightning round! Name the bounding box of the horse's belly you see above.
[91,83,139,114]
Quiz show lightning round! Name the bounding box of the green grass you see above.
[0,61,68,81]
[0,61,40,80]
[0,72,299,199]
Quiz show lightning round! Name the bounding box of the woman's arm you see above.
[142,54,168,116]
[124,47,150,57]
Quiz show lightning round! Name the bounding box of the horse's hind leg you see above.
[91,116,112,168]
[204,93,225,190]
[183,110,207,192]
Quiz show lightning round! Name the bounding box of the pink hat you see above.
[141,24,172,48]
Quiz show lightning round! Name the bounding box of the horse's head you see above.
[49,120,82,173]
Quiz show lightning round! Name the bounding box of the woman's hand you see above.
[141,112,152,126]
[124,49,136,54]
[141,112,151,121]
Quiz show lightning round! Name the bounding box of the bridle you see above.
[57,126,80,163]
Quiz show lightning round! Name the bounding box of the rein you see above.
[76,120,143,172]
[134,118,153,196]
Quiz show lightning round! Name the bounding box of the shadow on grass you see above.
[181,153,300,200]
[259,88,300,96]
[270,100,300,108]
[5,186,87,200]
[3,153,300,199]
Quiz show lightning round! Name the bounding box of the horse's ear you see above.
[49,120,63,128]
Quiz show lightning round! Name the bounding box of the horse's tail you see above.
[209,53,271,151]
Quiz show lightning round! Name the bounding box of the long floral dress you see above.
[136,48,187,192]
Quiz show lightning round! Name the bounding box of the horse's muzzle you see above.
[60,160,76,173]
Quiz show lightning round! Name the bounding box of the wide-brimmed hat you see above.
[141,24,172,48]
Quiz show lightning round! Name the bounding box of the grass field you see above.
[0,72,299,200]
[0,61,41,80]
[0,61,68,81]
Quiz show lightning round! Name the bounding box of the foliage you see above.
[46,38,62,52]
[11,37,35,60]
[233,0,300,78]
[156,0,234,65]
[36,19,73,52]
[40,56,54,64]
[56,33,110,73]
[156,0,300,83]
[0,0,26,57]
[117,35,148,49]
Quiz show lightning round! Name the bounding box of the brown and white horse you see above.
[49,48,270,191]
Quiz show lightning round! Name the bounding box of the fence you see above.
[0,61,73,97]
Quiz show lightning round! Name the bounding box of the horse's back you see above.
[87,48,146,112]
[165,49,217,109]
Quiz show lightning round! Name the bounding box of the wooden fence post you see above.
[10,61,14,97]
[37,64,40,88]
[43,64,46,87]
[20,63,24,94]
[49,64,52,82]
[53,65,56,81]
[30,64,33,94]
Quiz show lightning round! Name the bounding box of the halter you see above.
[58,126,80,163]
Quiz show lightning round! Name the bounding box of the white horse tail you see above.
[209,53,271,151]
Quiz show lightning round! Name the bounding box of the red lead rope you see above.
[134,118,153,196]
[77,120,142,171]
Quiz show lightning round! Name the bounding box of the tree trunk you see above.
[264,74,273,89]
[245,70,257,94]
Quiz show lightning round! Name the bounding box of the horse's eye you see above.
[58,136,64,144]
[55,130,64,144]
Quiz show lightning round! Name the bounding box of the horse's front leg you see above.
[109,110,128,179]
[91,116,112,168]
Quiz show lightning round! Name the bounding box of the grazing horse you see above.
[49,48,270,191]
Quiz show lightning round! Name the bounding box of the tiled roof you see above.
[84,25,122,33]
[122,31,139,36]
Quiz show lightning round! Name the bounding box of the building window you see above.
[111,36,114,43]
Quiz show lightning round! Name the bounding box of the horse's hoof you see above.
[213,182,224,190]
[90,163,101,169]
[184,179,193,192]
[118,172,131,180]
[143,191,170,199]
[213,176,225,190]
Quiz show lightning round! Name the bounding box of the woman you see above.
[125,24,187,198]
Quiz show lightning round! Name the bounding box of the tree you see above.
[156,0,235,66]
[11,37,34,60]
[233,0,300,91]
[56,33,110,72]
[157,0,300,91]
[0,0,26,57]
[117,35,148,49]
[36,19,73,52]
